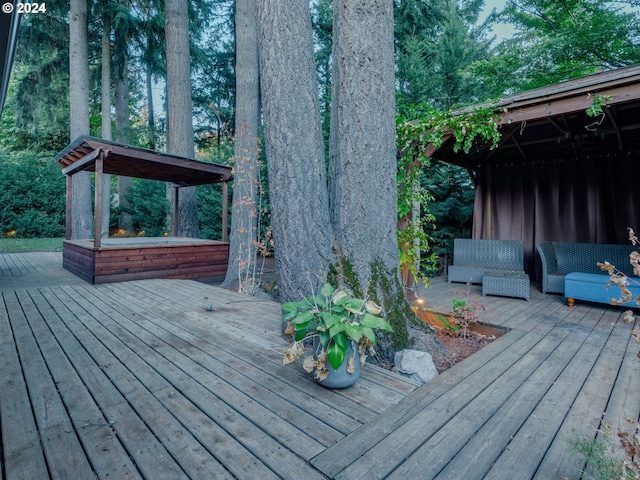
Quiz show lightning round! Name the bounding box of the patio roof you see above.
[55,136,233,243]
[55,136,233,187]
[433,64,640,168]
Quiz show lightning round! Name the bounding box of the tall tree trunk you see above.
[146,66,156,150]
[329,0,411,352]
[165,0,198,237]
[256,0,332,301]
[69,0,92,239]
[114,34,133,233]
[221,0,261,291]
[100,15,112,238]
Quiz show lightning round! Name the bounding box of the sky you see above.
[480,0,516,42]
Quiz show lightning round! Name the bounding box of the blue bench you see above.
[564,272,640,308]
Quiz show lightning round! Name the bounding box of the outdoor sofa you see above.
[536,241,640,306]
[448,239,526,284]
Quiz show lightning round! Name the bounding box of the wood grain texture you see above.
[1,253,638,479]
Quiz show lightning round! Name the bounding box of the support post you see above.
[171,185,179,237]
[93,151,104,248]
[65,175,72,240]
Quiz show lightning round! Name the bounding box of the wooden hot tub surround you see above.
[63,237,229,284]
[55,137,233,284]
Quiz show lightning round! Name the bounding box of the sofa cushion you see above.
[564,272,640,308]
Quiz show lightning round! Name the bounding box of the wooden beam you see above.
[61,147,102,175]
[499,84,640,126]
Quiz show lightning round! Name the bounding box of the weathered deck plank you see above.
[47,284,322,478]
[1,252,638,480]
[0,293,50,480]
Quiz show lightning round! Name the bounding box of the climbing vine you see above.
[396,104,502,285]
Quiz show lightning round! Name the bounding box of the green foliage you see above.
[568,431,632,480]
[118,177,229,240]
[1,1,70,151]
[282,282,392,378]
[0,151,65,238]
[425,160,475,274]
[586,94,614,117]
[395,0,492,112]
[437,313,462,332]
[119,179,167,236]
[198,183,226,240]
[396,104,501,282]
[472,0,640,96]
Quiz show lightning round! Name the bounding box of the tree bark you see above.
[100,15,112,238]
[69,0,92,240]
[329,0,411,352]
[165,0,198,237]
[256,0,332,301]
[221,0,261,291]
[114,28,134,234]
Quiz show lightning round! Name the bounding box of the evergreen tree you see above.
[69,0,92,239]
[472,0,640,96]
[256,0,332,302]
[395,0,491,111]
[2,0,70,152]
[330,0,412,351]
[165,0,198,236]
[221,0,261,291]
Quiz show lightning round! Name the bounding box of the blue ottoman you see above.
[564,272,640,308]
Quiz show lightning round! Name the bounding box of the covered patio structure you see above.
[55,136,233,284]
[432,64,640,278]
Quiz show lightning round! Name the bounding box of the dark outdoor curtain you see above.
[472,148,640,279]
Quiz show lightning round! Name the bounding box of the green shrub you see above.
[120,178,168,237]
[0,150,65,237]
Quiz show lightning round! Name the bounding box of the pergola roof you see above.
[55,136,233,186]
[433,64,640,169]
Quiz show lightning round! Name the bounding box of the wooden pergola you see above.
[56,136,233,245]
[429,64,640,277]
[55,136,234,284]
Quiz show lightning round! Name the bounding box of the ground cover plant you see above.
[0,237,64,252]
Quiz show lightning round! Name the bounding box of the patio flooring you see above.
[1,252,639,479]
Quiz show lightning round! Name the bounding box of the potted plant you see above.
[282,282,392,388]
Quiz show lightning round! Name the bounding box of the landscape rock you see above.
[394,349,439,384]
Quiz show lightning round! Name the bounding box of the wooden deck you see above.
[1,252,639,479]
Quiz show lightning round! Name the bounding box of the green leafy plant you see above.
[436,312,462,333]
[586,94,613,118]
[569,430,626,480]
[282,283,392,382]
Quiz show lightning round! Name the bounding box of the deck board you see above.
[1,252,639,479]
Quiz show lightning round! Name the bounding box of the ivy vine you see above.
[396,104,502,285]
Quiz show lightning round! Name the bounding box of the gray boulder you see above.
[394,349,439,384]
